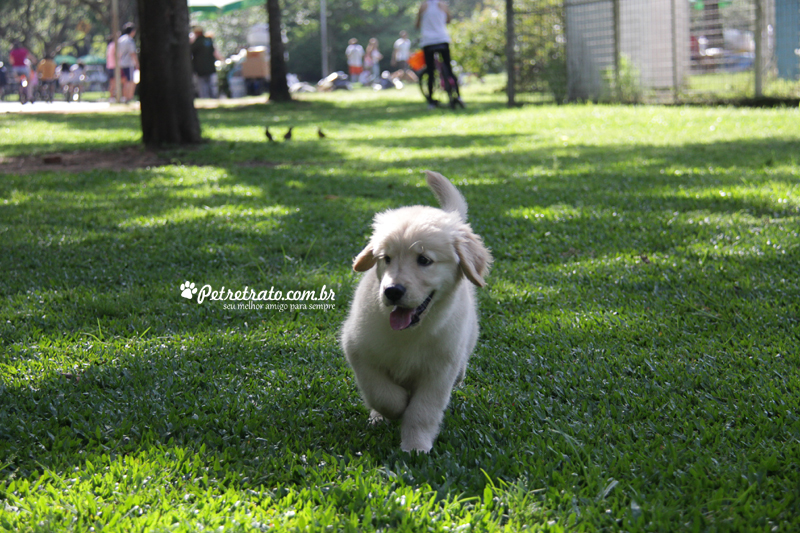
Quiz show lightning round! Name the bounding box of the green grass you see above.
[1,78,799,531]
[685,70,800,100]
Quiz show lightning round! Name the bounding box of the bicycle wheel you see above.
[418,66,439,104]
[444,76,463,108]
[437,63,462,108]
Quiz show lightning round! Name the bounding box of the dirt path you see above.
[0,96,264,115]
[0,97,271,174]
[0,147,168,174]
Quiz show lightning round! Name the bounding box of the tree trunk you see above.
[505,0,516,107]
[136,0,202,146]
[267,0,292,102]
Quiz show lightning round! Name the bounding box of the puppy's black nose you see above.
[384,285,406,303]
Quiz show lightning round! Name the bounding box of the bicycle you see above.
[414,45,463,109]
[62,81,83,102]
[36,79,57,103]
[14,71,32,104]
[61,74,85,103]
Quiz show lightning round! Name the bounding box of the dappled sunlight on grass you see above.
[670,182,800,210]
[0,113,141,156]
[506,204,583,222]
[117,204,291,231]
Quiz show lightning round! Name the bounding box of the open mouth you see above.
[389,292,434,331]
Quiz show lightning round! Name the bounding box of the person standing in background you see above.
[391,30,417,82]
[117,23,139,103]
[190,26,222,99]
[106,34,117,102]
[345,38,365,81]
[364,38,383,82]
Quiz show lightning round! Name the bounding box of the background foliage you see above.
[450,0,506,79]
[0,0,137,59]
[0,0,497,82]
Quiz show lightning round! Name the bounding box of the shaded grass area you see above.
[1,84,799,531]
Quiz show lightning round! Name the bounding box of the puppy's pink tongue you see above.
[390,307,414,330]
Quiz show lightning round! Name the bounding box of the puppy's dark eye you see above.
[384,256,391,264]
[417,255,433,266]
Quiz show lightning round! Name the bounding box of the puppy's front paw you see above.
[368,410,386,425]
[400,436,433,454]
[367,387,409,421]
[400,425,434,453]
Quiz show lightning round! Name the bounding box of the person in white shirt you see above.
[117,22,139,102]
[345,38,365,80]
[391,30,417,82]
[416,0,463,109]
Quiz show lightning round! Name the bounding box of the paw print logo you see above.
[180,281,198,300]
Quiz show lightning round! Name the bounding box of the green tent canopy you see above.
[690,1,733,9]
[78,55,106,65]
[187,0,262,14]
[54,54,78,65]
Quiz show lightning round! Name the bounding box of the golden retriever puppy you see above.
[341,170,492,452]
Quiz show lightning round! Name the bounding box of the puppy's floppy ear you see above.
[353,245,378,272]
[455,227,493,287]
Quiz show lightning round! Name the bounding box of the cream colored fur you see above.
[340,171,492,453]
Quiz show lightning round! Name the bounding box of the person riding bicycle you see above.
[64,62,87,102]
[58,62,72,92]
[415,0,463,109]
[36,56,58,102]
[9,42,35,102]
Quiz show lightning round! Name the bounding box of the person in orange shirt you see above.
[36,56,58,101]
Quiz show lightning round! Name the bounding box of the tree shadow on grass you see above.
[0,97,505,141]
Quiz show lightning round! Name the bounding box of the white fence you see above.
[512,0,799,103]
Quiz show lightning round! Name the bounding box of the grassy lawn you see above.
[1,79,799,531]
[685,70,800,101]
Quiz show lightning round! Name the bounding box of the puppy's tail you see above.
[425,170,468,222]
